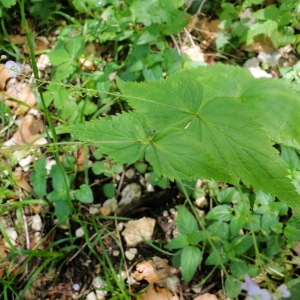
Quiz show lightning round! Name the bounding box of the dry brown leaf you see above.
[132,260,161,283]
[5,115,44,146]
[193,18,221,41]
[8,34,49,54]
[23,36,50,54]
[132,256,177,283]
[194,293,219,300]
[0,239,9,277]
[31,36,49,52]
[243,35,276,53]
[99,205,112,216]
[3,81,36,114]
[0,64,11,90]
[0,63,37,114]
[139,285,179,300]
[9,34,27,45]
[13,169,32,194]
[0,239,8,258]
[76,147,86,169]
[293,241,300,256]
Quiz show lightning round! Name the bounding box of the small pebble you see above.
[125,168,135,179]
[125,248,137,260]
[89,205,101,215]
[92,277,106,289]
[75,227,85,237]
[86,292,97,300]
[31,214,42,231]
[169,208,176,214]
[195,196,208,208]
[117,222,124,231]
[162,210,169,217]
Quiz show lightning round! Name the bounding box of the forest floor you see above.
[1,3,300,300]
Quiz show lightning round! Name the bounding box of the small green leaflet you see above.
[181,246,202,282]
[30,157,47,198]
[47,165,70,203]
[176,206,198,235]
[74,184,94,203]
[1,0,16,9]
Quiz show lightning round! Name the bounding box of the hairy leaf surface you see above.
[68,112,227,181]
[187,64,300,149]
[118,72,203,129]
[68,113,149,165]
[242,79,300,149]
[118,64,300,149]
[117,67,300,212]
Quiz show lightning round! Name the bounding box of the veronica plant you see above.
[241,274,291,300]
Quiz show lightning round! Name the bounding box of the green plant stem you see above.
[51,11,82,25]
[19,0,72,220]
[0,18,23,59]
[19,0,58,146]
[83,224,129,297]
[235,185,276,288]
[176,177,232,289]
[19,257,54,298]
[84,144,89,185]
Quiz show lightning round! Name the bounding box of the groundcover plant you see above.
[1,0,300,299]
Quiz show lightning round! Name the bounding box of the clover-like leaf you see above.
[74,184,94,203]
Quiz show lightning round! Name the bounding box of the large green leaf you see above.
[119,64,300,149]
[241,79,300,149]
[67,112,227,181]
[68,113,149,165]
[186,64,300,149]
[117,67,300,212]
[145,128,227,181]
[198,96,298,208]
[117,72,203,130]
